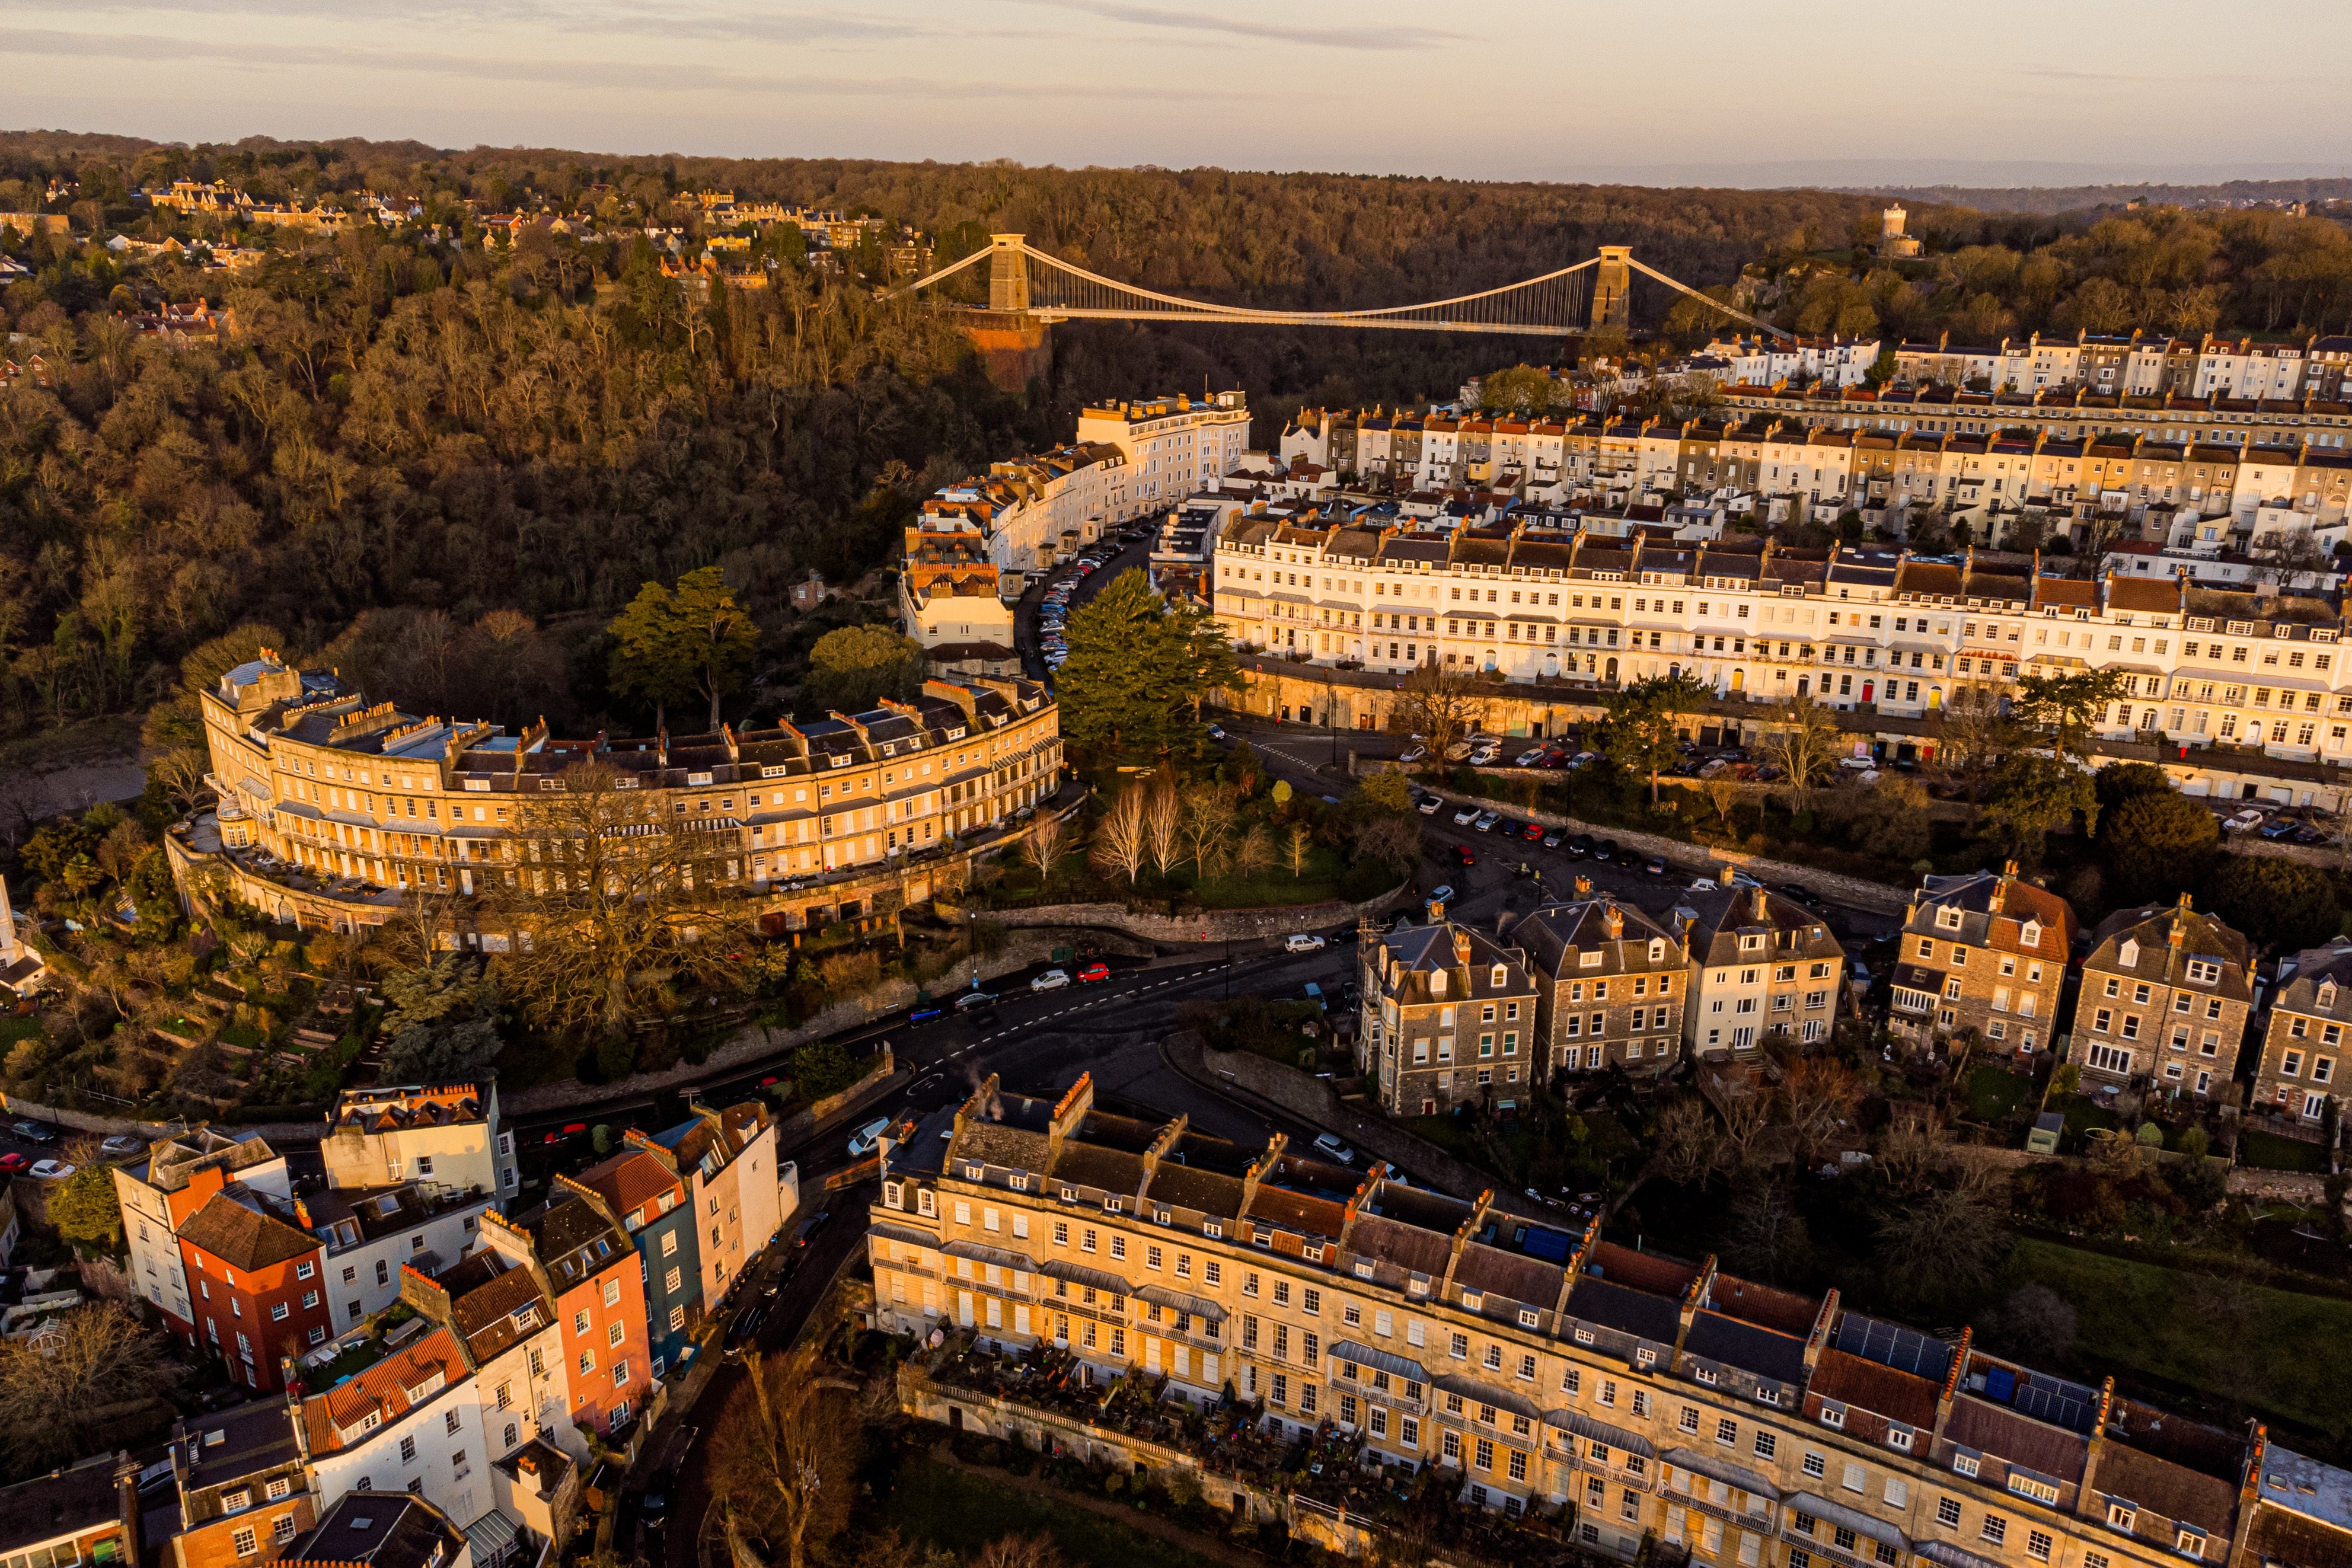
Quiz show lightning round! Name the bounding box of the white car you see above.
[1031,968,1071,992]
[1416,795,1440,815]
[1284,933,1327,954]
[1516,749,1548,767]
[1470,748,1501,765]
[1398,745,1428,764]
[1452,805,1480,826]
[2223,808,2267,832]
[30,1160,74,1181]
[845,1119,892,1159]
[1314,1133,1357,1165]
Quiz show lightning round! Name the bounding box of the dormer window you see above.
[1935,906,1962,931]
[1648,939,1667,962]
[1489,964,1507,987]
[2120,938,2141,967]
[2187,959,2223,986]
[2020,919,2041,947]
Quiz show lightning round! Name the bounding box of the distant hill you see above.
[1838,177,2352,218]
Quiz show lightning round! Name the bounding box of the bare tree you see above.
[1396,661,1487,767]
[0,1299,173,1474]
[1089,786,1148,886]
[1179,785,1235,875]
[1234,821,1275,878]
[1874,1154,2011,1305]
[1778,1056,1862,1167]
[1654,1097,1718,1184]
[1718,1087,1774,1171]
[484,761,755,1041]
[1284,823,1313,880]
[1019,811,1065,893]
[1923,684,2019,801]
[1352,814,1421,877]
[1145,779,1182,879]
[972,1537,1067,1568]
[1704,777,1743,833]
[712,1346,857,1568]
[1756,695,1847,804]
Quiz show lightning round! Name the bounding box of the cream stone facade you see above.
[1076,392,1252,514]
[868,1071,2308,1568]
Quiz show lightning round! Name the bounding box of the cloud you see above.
[0,24,1244,99]
[1024,0,1462,50]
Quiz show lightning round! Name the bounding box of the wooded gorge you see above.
[2,132,2349,748]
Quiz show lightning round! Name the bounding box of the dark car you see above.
[1593,839,1619,862]
[953,989,998,1013]
[642,1473,675,1528]
[1777,882,1815,903]
[2261,818,2301,840]
[792,1211,833,1248]
[725,1306,766,1354]
[1644,854,1670,876]
[1568,834,1593,857]
[9,1122,56,1145]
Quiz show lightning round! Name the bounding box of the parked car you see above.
[0,1154,27,1176]
[1521,822,1544,842]
[1516,749,1549,767]
[1452,805,1480,826]
[1303,982,1326,1011]
[1542,831,1563,848]
[908,1002,946,1024]
[1313,1132,1357,1165]
[1569,834,1593,856]
[1593,839,1619,862]
[2261,818,2302,839]
[792,1210,832,1247]
[1077,962,1112,983]
[1030,968,1071,992]
[1777,882,1815,903]
[642,1473,675,1529]
[9,1123,56,1145]
[845,1118,893,1158]
[1416,794,1441,815]
[98,1135,145,1159]
[1454,845,1477,867]
[1399,745,1429,764]
[954,989,999,1013]
[1428,884,1457,905]
[1285,933,1327,953]
[1473,810,1500,832]
[29,1161,73,1181]
[1644,854,1670,876]
[1207,724,1228,742]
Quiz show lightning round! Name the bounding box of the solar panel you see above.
[1837,1313,1954,1382]
[2010,1372,2098,1433]
[1520,1227,1574,1263]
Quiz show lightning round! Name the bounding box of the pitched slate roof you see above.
[178,1187,320,1272]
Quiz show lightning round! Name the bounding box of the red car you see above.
[1455,845,1477,867]
[0,1154,25,1176]
[1077,962,1112,983]
[1523,822,1544,841]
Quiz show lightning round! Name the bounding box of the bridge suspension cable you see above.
[889,235,1787,339]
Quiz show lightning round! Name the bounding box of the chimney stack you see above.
[1453,928,1473,966]
[1574,874,1593,899]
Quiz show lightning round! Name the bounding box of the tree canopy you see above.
[1054,570,1235,755]
[607,567,759,733]
[2095,788,2219,905]
[1594,673,1714,803]
[800,625,925,716]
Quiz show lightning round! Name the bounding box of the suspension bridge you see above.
[893,234,1788,339]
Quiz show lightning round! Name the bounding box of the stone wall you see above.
[982,879,1412,946]
[502,925,1145,1116]
[1162,1033,1494,1201]
[1381,771,1909,915]
[770,1048,902,1151]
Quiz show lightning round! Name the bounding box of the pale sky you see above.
[7,0,2350,187]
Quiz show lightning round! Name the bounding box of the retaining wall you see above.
[1378,771,1909,915]
[980,880,1412,946]
[1163,1032,1495,1201]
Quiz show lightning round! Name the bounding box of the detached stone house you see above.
[1509,883,1687,1079]
[1358,920,1539,1116]
[1680,880,1846,1058]
[2251,935,2352,1127]
[1888,863,2075,1055]
[2070,896,2254,1098]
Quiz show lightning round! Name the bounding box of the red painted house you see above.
[477,1177,650,1436]
[173,1164,333,1391]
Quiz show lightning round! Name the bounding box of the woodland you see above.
[0,133,2349,752]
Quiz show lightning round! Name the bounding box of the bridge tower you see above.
[1590,245,1633,331]
[965,234,1050,397]
[988,234,1030,312]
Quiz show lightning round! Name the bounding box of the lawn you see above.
[1999,1238,2352,1444]
[1964,1065,2034,1124]
[879,1454,1230,1568]
[2239,1128,2334,1174]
